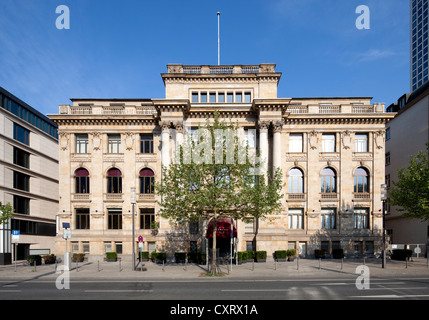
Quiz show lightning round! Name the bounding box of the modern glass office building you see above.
[411,0,429,91]
[0,86,58,264]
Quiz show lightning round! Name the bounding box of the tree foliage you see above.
[155,113,284,273]
[389,144,429,221]
[0,202,14,225]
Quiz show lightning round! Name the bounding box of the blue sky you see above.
[0,0,410,116]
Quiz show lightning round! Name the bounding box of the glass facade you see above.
[0,88,58,139]
[411,0,429,91]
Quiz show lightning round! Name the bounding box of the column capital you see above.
[273,120,285,133]
[159,121,171,132]
[258,120,270,131]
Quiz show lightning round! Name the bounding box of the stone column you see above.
[258,121,270,176]
[160,122,171,168]
[272,120,284,171]
[174,122,184,164]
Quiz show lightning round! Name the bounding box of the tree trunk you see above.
[211,217,217,274]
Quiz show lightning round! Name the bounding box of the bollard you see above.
[319,258,321,270]
[76,260,79,272]
[119,259,121,272]
[162,260,165,272]
[297,257,299,271]
[97,260,100,272]
[341,258,343,270]
[55,261,58,273]
[252,259,254,271]
[406,257,408,269]
[275,259,277,271]
[363,257,366,266]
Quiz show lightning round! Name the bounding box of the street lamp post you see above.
[381,184,387,269]
[131,187,136,271]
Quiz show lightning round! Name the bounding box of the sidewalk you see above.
[1,257,429,281]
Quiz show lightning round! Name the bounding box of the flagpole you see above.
[217,12,220,66]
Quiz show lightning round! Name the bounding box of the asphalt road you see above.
[2,275,429,300]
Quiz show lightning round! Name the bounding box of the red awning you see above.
[206,218,237,239]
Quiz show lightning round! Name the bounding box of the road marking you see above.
[84,289,153,293]
[351,294,429,299]
[221,289,290,292]
[0,290,21,293]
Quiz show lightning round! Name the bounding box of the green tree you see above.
[389,144,429,221]
[0,201,14,225]
[155,113,283,274]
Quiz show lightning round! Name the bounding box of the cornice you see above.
[284,115,395,125]
[51,116,156,126]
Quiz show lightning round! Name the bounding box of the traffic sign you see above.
[12,230,19,243]
[138,235,143,243]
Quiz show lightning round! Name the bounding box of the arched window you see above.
[140,168,154,194]
[321,167,337,193]
[75,168,90,193]
[354,167,369,193]
[288,168,304,194]
[107,168,122,194]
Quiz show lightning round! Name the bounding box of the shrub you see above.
[197,252,206,264]
[105,252,117,260]
[246,251,255,260]
[150,251,157,261]
[155,252,167,262]
[237,251,248,261]
[175,252,187,262]
[28,255,42,265]
[332,249,344,259]
[391,249,413,261]
[275,250,287,260]
[286,249,296,257]
[43,254,56,264]
[315,249,326,259]
[72,253,85,261]
[140,251,149,260]
[255,251,267,260]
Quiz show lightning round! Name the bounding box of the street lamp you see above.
[131,187,136,271]
[381,184,387,269]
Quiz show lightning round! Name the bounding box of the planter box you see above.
[106,259,117,262]
[256,259,266,263]
[287,257,295,262]
[72,259,84,263]
[276,259,287,262]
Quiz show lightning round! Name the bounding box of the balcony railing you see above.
[72,194,90,201]
[321,193,338,200]
[354,193,371,200]
[104,193,123,201]
[288,194,305,201]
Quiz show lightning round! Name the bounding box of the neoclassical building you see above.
[49,63,395,261]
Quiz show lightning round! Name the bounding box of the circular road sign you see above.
[138,235,143,243]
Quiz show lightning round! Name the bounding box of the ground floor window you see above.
[288,209,304,229]
[108,209,122,230]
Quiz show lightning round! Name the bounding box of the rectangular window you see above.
[386,127,391,140]
[140,134,154,154]
[104,242,112,253]
[235,92,242,103]
[209,92,216,103]
[288,209,304,229]
[108,134,121,153]
[13,171,30,192]
[322,134,336,152]
[244,218,255,233]
[354,208,369,229]
[71,242,79,253]
[200,92,207,103]
[189,220,199,234]
[140,208,154,230]
[76,208,90,230]
[244,129,256,148]
[244,92,251,103]
[13,147,30,168]
[13,123,30,145]
[289,134,303,152]
[385,152,391,166]
[13,195,30,215]
[227,92,234,103]
[355,134,368,152]
[82,242,90,254]
[108,209,122,230]
[115,242,123,254]
[75,134,88,153]
[218,93,225,103]
[192,92,199,103]
[321,209,336,229]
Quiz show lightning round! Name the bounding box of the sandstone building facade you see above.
[49,64,394,261]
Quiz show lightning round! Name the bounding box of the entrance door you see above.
[16,244,29,261]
